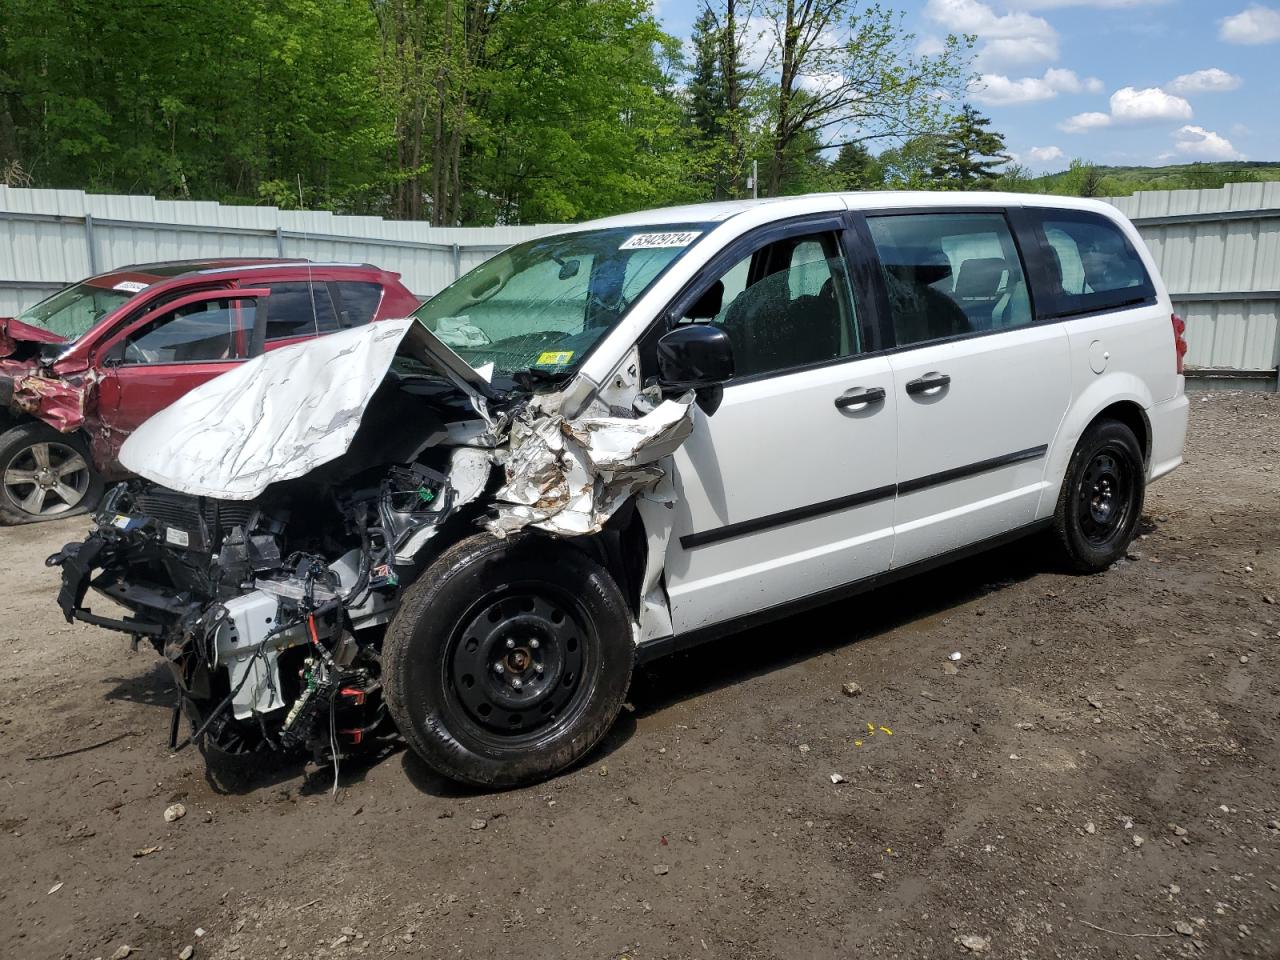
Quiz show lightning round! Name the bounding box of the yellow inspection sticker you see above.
[535,350,574,366]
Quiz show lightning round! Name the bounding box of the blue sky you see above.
[656,1,1280,171]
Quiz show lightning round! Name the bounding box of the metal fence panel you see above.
[0,186,555,318]
[1109,181,1280,374]
[2,184,1278,379]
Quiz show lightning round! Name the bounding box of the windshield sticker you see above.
[619,231,702,251]
[112,280,149,293]
[535,350,574,367]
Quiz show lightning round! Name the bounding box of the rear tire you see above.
[0,421,103,524]
[383,533,634,789]
[1052,419,1145,573]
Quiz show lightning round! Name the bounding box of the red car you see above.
[0,259,420,523]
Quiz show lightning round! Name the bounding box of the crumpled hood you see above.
[120,318,477,499]
[0,316,65,360]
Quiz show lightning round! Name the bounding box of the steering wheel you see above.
[122,341,161,364]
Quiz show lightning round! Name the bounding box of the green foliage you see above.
[8,0,1266,223]
[0,0,392,210]
[929,105,1009,188]
[1016,161,1280,198]
[828,143,883,191]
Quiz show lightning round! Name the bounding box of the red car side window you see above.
[262,282,341,341]
[120,299,245,364]
[336,281,384,326]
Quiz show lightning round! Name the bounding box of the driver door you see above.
[93,291,263,472]
[660,218,898,633]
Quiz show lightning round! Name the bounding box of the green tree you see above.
[758,0,971,194]
[1,0,393,211]
[879,135,947,189]
[828,142,883,190]
[686,7,735,199]
[929,105,1009,188]
[993,162,1039,194]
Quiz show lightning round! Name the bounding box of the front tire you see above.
[1052,419,1145,572]
[0,421,103,524]
[383,533,634,789]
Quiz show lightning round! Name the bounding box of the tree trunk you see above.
[722,0,740,199]
[768,0,798,196]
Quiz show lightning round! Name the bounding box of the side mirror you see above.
[656,323,734,415]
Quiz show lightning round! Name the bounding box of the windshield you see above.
[17,280,145,340]
[411,224,709,382]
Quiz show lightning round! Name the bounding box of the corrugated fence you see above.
[0,186,554,317]
[1107,181,1280,384]
[2,183,1278,385]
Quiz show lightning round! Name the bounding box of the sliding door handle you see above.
[905,371,951,395]
[834,385,886,409]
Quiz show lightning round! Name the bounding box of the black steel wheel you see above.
[446,587,591,744]
[383,534,634,789]
[1053,418,1145,572]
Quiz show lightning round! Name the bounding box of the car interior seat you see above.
[882,243,970,344]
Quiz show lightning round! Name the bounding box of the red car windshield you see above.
[17,279,149,340]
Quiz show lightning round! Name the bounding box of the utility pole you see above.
[751,159,758,199]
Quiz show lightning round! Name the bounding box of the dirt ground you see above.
[1,391,1277,960]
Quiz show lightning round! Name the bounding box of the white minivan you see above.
[55,192,1189,788]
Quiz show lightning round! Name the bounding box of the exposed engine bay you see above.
[48,318,697,774]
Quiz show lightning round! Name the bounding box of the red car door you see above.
[93,289,267,474]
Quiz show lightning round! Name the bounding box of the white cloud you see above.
[970,68,1104,105]
[1109,86,1193,122]
[1165,68,1243,95]
[1060,111,1113,132]
[923,0,1059,69]
[1173,125,1245,160]
[1061,86,1192,132]
[1008,0,1165,7]
[1029,145,1065,162]
[1220,5,1280,44]
[976,36,1059,68]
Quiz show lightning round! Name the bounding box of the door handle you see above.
[905,371,951,395]
[834,385,886,410]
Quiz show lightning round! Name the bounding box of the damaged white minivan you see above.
[51,193,1189,788]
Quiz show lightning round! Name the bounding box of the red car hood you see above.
[0,316,66,359]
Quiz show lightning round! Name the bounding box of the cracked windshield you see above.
[411,224,709,383]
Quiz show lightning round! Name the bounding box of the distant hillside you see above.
[1015,161,1280,198]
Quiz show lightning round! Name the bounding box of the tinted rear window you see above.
[262,282,340,340]
[336,281,383,326]
[1031,211,1155,319]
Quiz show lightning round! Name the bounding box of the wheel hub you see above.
[1077,449,1130,545]
[1089,477,1115,524]
[450,592,585,735]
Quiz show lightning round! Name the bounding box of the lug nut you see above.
[494,662,505,675]
[529,638,540,649]
[511,678,523,690]
[534,664,544,675]
[506,638,515,649]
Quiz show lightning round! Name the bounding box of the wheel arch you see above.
[1040,373,1155,519]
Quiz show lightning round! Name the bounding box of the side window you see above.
[677,231,858,379]
[1032,211,1156,318]
[262,281,340,341]
[120,299,245,365]
[336,281,383,326]
[867,213,1032,347]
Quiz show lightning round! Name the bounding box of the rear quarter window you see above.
[262,281,341,340]
[1030,210,1155,319]
[336,281,384,326]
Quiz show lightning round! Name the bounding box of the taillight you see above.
[1171,313,1187,374]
